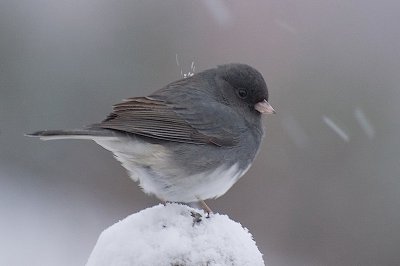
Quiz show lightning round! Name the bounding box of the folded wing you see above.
[95,96,242,146]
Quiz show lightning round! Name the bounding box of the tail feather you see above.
[26,129,118,141]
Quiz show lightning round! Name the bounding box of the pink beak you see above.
[254,99,276,114]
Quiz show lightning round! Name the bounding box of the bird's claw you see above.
[190,211,202,226]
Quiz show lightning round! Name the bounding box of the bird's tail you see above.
[26,129,118,141]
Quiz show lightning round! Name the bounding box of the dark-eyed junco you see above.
[28,63,275,211]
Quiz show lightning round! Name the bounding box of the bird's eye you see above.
[238,88,248,99]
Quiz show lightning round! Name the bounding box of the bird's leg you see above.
[197,198,212,218]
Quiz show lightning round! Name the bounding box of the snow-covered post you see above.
[86,203,265,265]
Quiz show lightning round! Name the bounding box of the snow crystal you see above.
[86,203,265,266]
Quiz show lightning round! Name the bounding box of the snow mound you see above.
[86,203,265,266]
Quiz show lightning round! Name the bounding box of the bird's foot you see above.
[190,211,203,226]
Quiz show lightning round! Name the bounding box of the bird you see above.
[27,63,275,213]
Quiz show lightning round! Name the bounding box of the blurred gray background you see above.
[1,0,400,265]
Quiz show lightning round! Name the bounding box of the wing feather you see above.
[96,91,242,146]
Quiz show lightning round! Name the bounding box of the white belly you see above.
[156,163,244,202]
[95,137,249,202]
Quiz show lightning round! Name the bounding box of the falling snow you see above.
[323,115,350,142]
